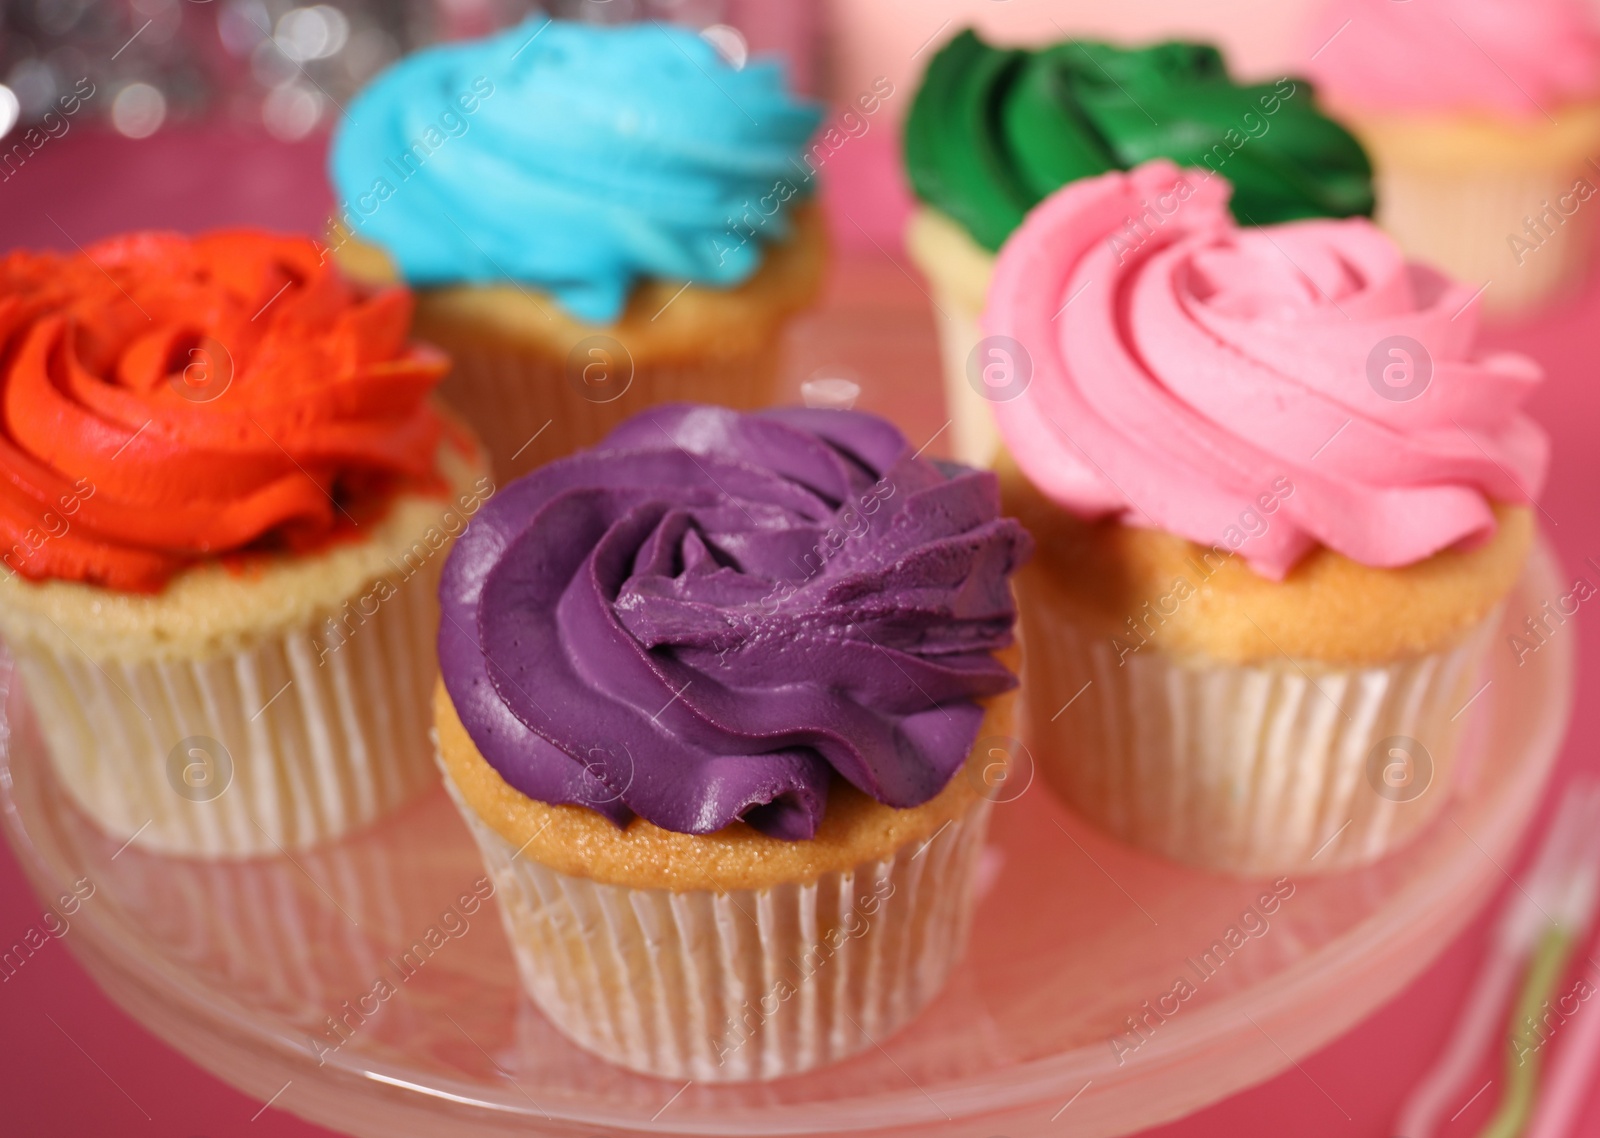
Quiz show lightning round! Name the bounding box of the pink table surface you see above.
[1,127,1598,1138]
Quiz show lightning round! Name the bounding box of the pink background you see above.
[1,116,1598,1136]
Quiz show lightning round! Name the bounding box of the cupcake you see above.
[434,403,1030,1080]
[1306,0,1600,316]
[0,231,488,857]
[985,161,1547,875]
[328,17,826,485]
[904,29,1374,466]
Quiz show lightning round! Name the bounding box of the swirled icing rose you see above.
[1307,0,1600,119]
[329,17,822,324]
[985,161,1548,579]
[0,231,450,592]
[437,404,1030,840]
[906,29,1373,252]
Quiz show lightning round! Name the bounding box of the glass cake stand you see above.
[0,538,1574,1138]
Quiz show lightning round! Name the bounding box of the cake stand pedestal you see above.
[0,539,1573,1138]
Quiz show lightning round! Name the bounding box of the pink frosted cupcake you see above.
[1306,0,1600,314]
[986,161,1548,874]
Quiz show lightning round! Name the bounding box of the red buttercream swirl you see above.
[0,230,449,593]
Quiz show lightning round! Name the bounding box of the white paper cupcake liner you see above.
[440,768,993,1082]
[1023,609,1501,875]
[431,332,782,485]
[1374,165,1595,315]
[927,288,1004,470]
[14,568,441,858]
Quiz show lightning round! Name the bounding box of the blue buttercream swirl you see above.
[328,17,822,323]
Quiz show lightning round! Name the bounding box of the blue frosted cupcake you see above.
[328,17,826,482]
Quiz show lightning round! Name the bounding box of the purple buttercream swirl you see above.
[437,404,1032,841]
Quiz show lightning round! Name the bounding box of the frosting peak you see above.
[985,161,1548,578]
[0,231,449,592]
[329,18,822,323]
[906,29,1374,252]
[1307,0,1600,118]
[438,404,1031,840]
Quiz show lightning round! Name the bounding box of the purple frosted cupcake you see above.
[433,403,1030,1080]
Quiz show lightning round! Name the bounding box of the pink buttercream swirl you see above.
[985,161,1549,580]
[1306,0,1600,118]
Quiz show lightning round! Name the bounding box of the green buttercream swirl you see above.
[905,30,1375,251]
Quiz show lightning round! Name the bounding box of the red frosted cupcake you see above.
[0,230,487,856]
